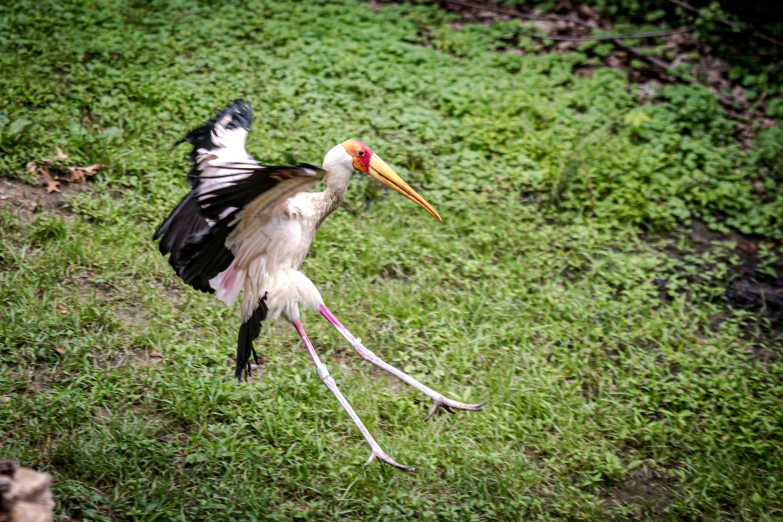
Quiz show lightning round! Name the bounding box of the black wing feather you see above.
[174,210,239,292]
[153,192,209,270]
[198,165,323,221]
[154,99,254,284]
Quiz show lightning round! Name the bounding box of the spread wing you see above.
[153,99,325,293]
[173,164,324,292]
[154,99,327,380]
[153,99,258,284]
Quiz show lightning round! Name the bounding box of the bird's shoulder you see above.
[281,191,325,222]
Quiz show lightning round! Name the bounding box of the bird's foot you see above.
[425,396,487,422]
[365,448,417,472]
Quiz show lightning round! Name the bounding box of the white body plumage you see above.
[209,144,354,323]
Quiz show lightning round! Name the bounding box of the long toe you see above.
[426,397,487,421]
[365,450,417,472]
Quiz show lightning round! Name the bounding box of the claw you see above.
[365,450,417,472]
[425,396,487,421]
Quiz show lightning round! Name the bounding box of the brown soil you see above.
[689,221,783,337]
[0,176,90,221]
[652,219,783,360]
[601,466,678,519]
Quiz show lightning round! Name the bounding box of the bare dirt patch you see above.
[8,366,56,395]
[688,220,782,343]
[653,219,783,360]
[601,466,678,519]
[0,177,91,221]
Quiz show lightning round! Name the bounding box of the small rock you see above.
[4,469,51,502]
[11,501,53,522]
[0,465,54,522]
[0,461,18,476]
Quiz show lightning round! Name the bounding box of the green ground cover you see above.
[1,0,781,519]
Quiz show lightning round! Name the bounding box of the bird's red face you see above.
[342,139,373,174]
[341,139,441,222]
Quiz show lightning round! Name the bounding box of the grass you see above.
[0,0,781,519]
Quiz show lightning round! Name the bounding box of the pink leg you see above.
[319,306,486,421]
[292,320,416,472]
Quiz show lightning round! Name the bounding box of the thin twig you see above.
[668,0,783,48]
[560,14,732,105]
[441,0,693,42]
[442,0,783,49]
[439,0,675,68]
[515,25,694,42]
[439,0,549,21]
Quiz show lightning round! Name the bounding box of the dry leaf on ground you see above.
[39,168,60,193]
[68,163,101,183]
[41,146,69,164]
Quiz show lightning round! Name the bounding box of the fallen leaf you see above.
[1,397,10,404]
[39,167,60,193]
[54,347,67,355]
[25,161,38,174]
[41,146,69,165]
[81,163,101,175]
[149,350,162,358]
[55,307,68,314]
[53,146,68,162]
[67,167,82,183]
[68,163,101,183]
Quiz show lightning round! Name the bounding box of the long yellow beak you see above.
[366,155,442,222]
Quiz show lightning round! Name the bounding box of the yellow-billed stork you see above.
[154,100,485,470]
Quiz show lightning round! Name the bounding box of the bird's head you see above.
[340,139,441,223]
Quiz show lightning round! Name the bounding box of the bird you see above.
[154,100,486,471]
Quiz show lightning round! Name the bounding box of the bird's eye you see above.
[358,150,365,157]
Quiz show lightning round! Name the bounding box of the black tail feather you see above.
[236,292,269,381]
